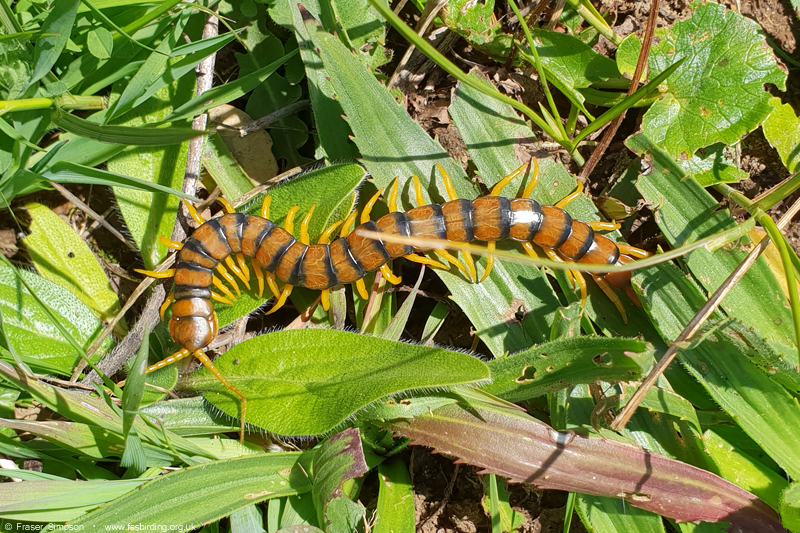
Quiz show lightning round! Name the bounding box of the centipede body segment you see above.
[138,162,646,441]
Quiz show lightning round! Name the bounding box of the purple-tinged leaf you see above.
[387,402,785,533]
[312,428,368,533]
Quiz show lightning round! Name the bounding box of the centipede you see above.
[138,161,648,441]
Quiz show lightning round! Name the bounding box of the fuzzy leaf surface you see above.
[312,428,368,533]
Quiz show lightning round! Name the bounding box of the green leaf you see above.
[185,329,490,436]
[52,111,205,146]
[643,2,786,158]
[374,459,415,533]
[780,482,800,532]
[87,27,114,60]
[677,143,748,186]
[71,453,313,527]
[23,202,121,322]
[481,474,524,533]
[575,494,665,533]
[27,0,80,88]
[312,428,368,533]
[0,266,111,374]
[120,329,149,473]
[482,337,652,402]
[763,97,800,173]
[139,397,239,436]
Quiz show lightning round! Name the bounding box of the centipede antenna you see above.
[461,251,476,282]
[592,274,627,323]
[192,349,247,443]
[183,199,206,225]
[379,264,402,285]
[284,205,300,236]
[491,162,528,196]
[436,164,458,202]
[266,284,293,315]
[265,271,280,298]
[212,274,237,302]
[216,263,241,297]
[360,189,384,224]
[589,221,621,232]
[159,235,183,250]
[403,253,447,270]
[135,268,176,279]
[479,242,496,282]
[340,208,359,238]
[412,175,425,206]
[388,178,400,212]
[320,289,331,311]
[318,220,344,244]
[252,258,265,298]
[436,249,470,279]
[159,294,175,320]
[555,182,584,209]
[355,278,369,300]
[217,197,236,214]
[225,256,250,290]
[617,244,650,259]
[211,291,235,305]
[300,204,316,244]
[261,196,272,219]
[521,158,540,199]
[235,253,251,284]
[147,348,193,373]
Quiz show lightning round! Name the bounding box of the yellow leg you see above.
[224,256,250,290]
[360,189,384,224]
[136,268,175,279]
[436,164,458,201]
[521,158,540,199]
[461,252,476,283]
[300,204,316,244]
[320,289,331,311]
[261,196,271,220]
[388,178,400,212]
[252,258,265,299]
[412,175,425,205]
[436,249,470,278]
[319,220,343,244]
[490,162,529,196]
[216,263,241,297]
[617,244,650,259]
[192,349,247,443]
[521,241,539,260]
[147,348,193,373]
[339,209,359,238]
[235,253,251,284]
[217,197,236,214]
[159,294,174,320]
[589,221,620,232]
[182,199,206,225]
[593,274,627,323]
[573,270,588,307]
[159,235,183,250]
[212,274,237,302]
[379,263,402,285]
[403,253,447,270]
[266,284,293,315]
[555,182,584,209]
[211,291,234,305]
[479,242,496,282]
[284,206,300,235]
[355,278,369,300]
[544,248,576,288]
[265,271,280,299]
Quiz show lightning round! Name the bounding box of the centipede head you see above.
[169,311,219,352]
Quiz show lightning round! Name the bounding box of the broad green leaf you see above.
[374,459,415,533]
[312,428,368,533]
[53,111,205,146]
[633,262,800,480]
[482,337,652,402]
[616,34,645,80]
[87,27,114,60]
[387,400,784,531]
[628,133,796,361]
[109,81,193,269]
[139,397,239,436]
[0,266,111,374]
[643,2,786,158]
[27,0,80,89]
[23,202,121,322]
[781,482,800,532]
[763,97,800,173]
[201,133,255,201]
[678,143,748,186]
[0,478,147,522]
[703,428,788,509]
[230,505,266,533]
[575,494,665,533]
[440,0,510,58]
[186,329,490,436]
[71,453,313,527]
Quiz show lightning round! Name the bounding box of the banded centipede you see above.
[139,162,648,441]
